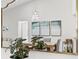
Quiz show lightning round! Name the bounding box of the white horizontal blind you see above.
[32,21,61,36]
[51,21,61,35]
[40,21,49,35]
[32,22,40,35]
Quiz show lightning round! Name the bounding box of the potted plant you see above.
[31,36,43,46]
[31,36,47,50]
[35,40,47,50]
[10,38,29,59]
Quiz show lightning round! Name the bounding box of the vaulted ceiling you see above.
[1,0,33,9]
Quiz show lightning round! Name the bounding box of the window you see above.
[40,21,49,35]
[32,22,40,35]
[32,21,61,36]
[50,21,61,36]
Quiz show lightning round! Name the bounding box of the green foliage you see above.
[31,36,43,45]
[35,41,46,50]
[10,38,29,59]
[31,36,47,50]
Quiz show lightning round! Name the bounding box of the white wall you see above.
[3,0,77,53]
[3,9,18,40]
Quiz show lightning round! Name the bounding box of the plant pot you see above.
[10,55,14,58]
[10,54,29,59]
[15,56,22,59]
[10,56,22,59]
[23,55,29,58]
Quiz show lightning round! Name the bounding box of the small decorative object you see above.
[67,39,73,53]
[63,41,67,53]
[10,38,29,59]
[63,39,73,53]
[2,26,8,31]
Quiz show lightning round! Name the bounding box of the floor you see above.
[1,48,78,59]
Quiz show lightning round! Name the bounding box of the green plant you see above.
[31,36,43,45]
[35,41,47,50]
[10,38,29,59]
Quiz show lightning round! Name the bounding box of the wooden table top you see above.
[23,42,56,47]
[45,42,56,45]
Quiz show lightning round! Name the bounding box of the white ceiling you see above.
[1,0,33,9]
